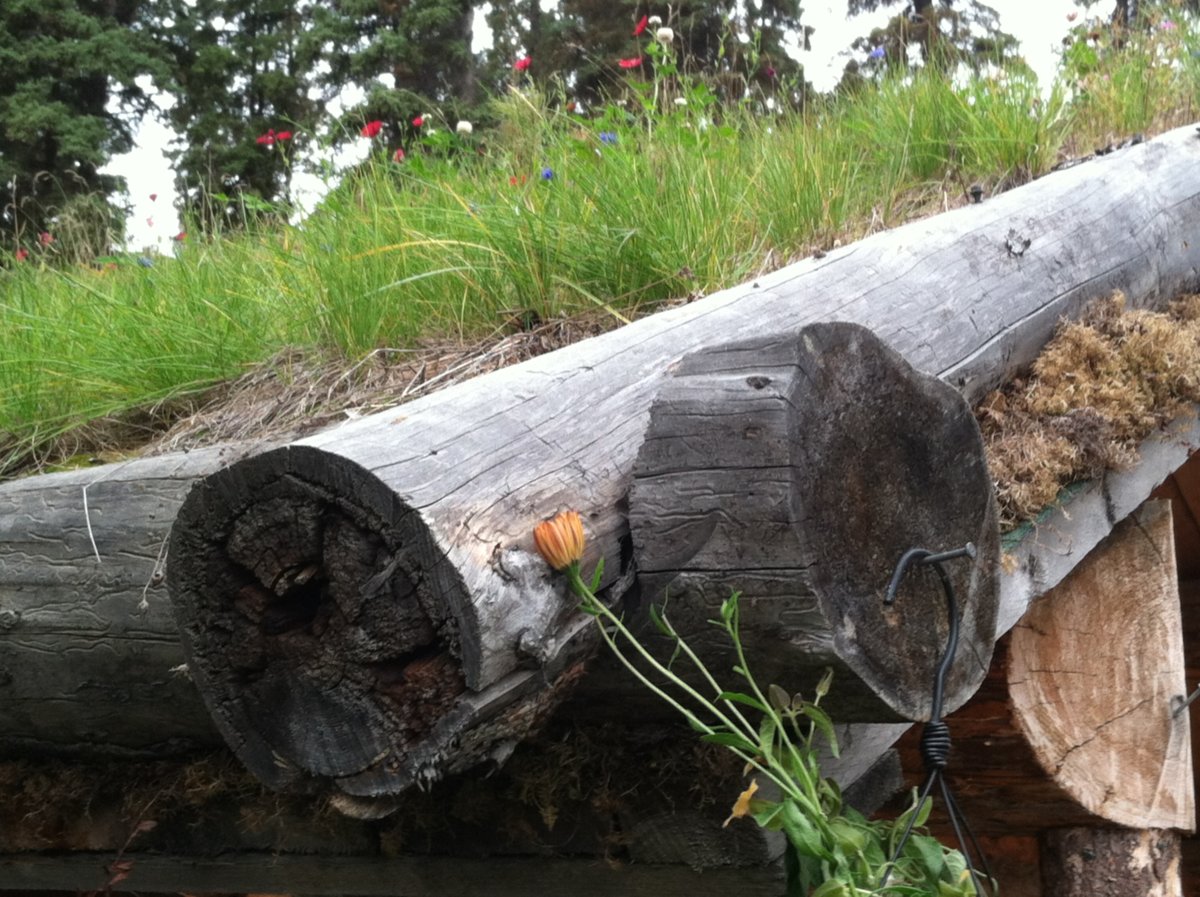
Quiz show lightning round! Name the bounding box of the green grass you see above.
[2,5,1198,476]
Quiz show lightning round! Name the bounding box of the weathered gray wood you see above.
[165,124,1200,807]
[0,445,262,757]
[630,323,999,721]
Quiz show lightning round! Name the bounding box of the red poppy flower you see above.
[393,147,406,162]
[412,115,424,127]
[276,130,293,141]
[256,131,275,145]
[633,15,648,35]
[361,120,383,138]
[514,56,531,71]
[173,231,187,242]
[15,248,28,262]
[38,231,53,246]
[618,56,643,69]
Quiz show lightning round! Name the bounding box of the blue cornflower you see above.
[541,166,554,181]
[599,131,617,145]
[869,45,886,60]
[136,256,154,268]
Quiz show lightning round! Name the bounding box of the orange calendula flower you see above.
[723,778,759,827]
[533,510,585,571]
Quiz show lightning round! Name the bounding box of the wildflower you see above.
[599,131,617,145]
[509,175,518,186]
[456,120,473,135]
[146,216,154,228]
[149,193,157,202]
[765,65,777,79]
[869,45,886,60]
[1066,10,1077,20]
[673,96,688,106]
[257,128,276,145]
[136,256,154,268]
[533,510,585,571]
[361,120,383,138]
[648,14,662,26]
[1160,18,1177,29]
[14,248,28,262]
[723,779,759,827]
[633,14,648,35]
[656,26,674,43]
[393,147,406,163]
[173,230,187,242]
[412,115,425,127]
[541,166,554,180]
[618,56,643,68]
[276,130,293,141]
[38,231,53,246]
[514,56,531,71]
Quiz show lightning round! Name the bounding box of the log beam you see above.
[1039,828,1182,897]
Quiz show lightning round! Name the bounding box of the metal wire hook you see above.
[878,541,994,897]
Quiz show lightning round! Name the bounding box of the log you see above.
[1039,828,1182,897]
[629,322,999,720]
[0,445,253,757]
[162,124,1200,808]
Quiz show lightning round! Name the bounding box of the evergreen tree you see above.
[155,0,321,232]
[0,0,163,254]
[844,0,1019,74]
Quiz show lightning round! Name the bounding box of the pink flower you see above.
[618,57,643,69]
[393,147,406,162]
[256,128,276,145]
[361,120,383,138]
[633,15,648,35]
[149,193,158,202]
[15,248,28,262]
[38,231,53,246]
[146,217,154,228]
[1066,10,1077,20]
[514,56,531,71]
[1160,18,1177,29]
[276,130,293,141]
[412,115,425,127]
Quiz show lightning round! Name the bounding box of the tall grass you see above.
[1,5,1196,475]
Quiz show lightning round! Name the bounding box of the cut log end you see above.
[168,447,482,799]
[631,322,1000,721]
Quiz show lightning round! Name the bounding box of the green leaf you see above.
[716,691,768,712]
[904,834,948,889]
[588,556,605,591]
[810,881,849,897]
[781,801,833,861]
[648,603,672,637]
[701,731,757,752]
[799,701,840,757]
[758,714,777,756]
[720,593,739,626]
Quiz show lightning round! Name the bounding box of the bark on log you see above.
[1039,828,1182,897]
[629,323,999,720]
[163,124,1200,807]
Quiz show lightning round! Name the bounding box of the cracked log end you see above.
[1009,500,1195,831]
[167,447,576,810]
[631,321,1000,721]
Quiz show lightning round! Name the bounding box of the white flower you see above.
[656,26,674,43]
[456,120,474,135]
[673,96,688,106]
[648,14,662,26]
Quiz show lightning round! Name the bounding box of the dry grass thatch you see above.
[978,292,1200,528]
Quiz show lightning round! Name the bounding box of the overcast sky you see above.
[102,0,1080,254]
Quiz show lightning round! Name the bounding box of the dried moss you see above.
[980,293,1200,528]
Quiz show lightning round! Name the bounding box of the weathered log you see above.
[629,322,999,720]
[895,501,1194,836]
[1039,828,1182,897]
[0,445,254,757]
[163,124,1200,807]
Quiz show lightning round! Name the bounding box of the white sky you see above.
[101,0,1081,254]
